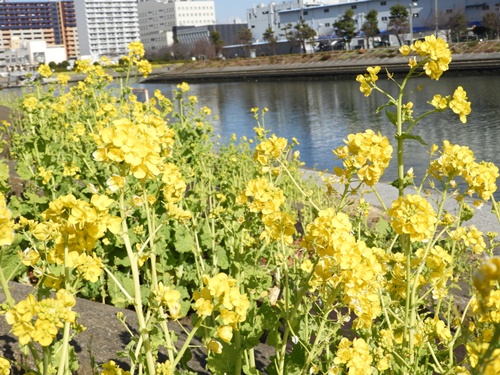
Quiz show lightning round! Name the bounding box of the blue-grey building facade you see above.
[247,0,499,47]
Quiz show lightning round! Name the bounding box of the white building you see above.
[74,0,140,60]
[138,0,216,55]
[248,0,500,46]
[0,40,66,72]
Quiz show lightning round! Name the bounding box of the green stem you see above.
[43,346,50,375]
[171,317,205,368]
[56,321,72,375]
[234,329,242,375]
[370,186,389,212]
[0,267,14,307]
[278,160,320,211]
[119,191,156,375]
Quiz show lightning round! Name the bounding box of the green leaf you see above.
[385,109,398,126]
[206,341,238,374]
[375,218,391,236]
[174,225,194,253]
[24,192,49,205]
[15,162,34,181]
[397,133,428,146]
[389,174,414,190]
[376,101,395,114]
[460,204,474,222]
[215,246,229,270]
[0,244,25,281]
[0,160,9,192]
[108,273,134,308]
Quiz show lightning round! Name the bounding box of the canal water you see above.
[137,74,500,194]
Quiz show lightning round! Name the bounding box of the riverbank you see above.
[144,40,500,83]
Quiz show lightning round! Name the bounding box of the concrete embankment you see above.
[144,51,500,83]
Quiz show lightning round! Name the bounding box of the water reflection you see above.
[138,75,500,195]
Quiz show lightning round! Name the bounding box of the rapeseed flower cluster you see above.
[93,117,175,180]
[356,66,381,97]
[193,273,250,351]
[415,246,453,299]
[115,42,152,77]
[5,290,76,347]
[430,141,499,200]
[400,35,452,80]
[467,341,500,375]
[37,64,52,79]
[101,360,131,375]
[161,162,191,221]
[450,226,486,254]
[333,130,393,186]
[388,194,437,242]
[75,59,113,86]
[0,357,9,375]
[472,256,500,299]
[430,86,471,123]
[0,193,14,246]
[333,337,373,375]
[253,134,288,167]
[152,282,182,319]
[305,209,385,328]
[240,177,296,244]
[30,194,120,284]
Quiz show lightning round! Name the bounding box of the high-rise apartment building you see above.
[0,0,79,59]
[74,0,140,59]
[137,0,215,55]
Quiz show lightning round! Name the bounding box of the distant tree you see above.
[447,13,467,42]
[281,23,300,53]
[58,60,70,70]
[483,12,500,39]
[334,9,358,48]
[167,42,191,60]
[48,61,57,69]
[191,39,215,59]
[361,9,380,48]
[262,26,278,55]
[237,27,254,56]
[209,30,224,56]
[388,4,409,46]
[294,20,317,52]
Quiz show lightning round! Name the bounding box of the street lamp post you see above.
[409,2,417,44]
[434,0,439,37]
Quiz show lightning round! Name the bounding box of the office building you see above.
[0,0,79,59]
[138,0,215,55]
[74,0,140,59]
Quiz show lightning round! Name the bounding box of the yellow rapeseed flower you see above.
[0,193,14,246]
[333,130,393,186]
[388,194,437,242]
[449,86,471,123]
[37,64,52,78]
[0,357,10,375]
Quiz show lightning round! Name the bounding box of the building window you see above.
[304,11,308,15]
[446,9,453,14]
[381,16,388,21]
[351,5,357,9]
[381,1,386,5]
[413,13,419,18]
[324,9,329,13]
[483,5,490,10]
[325,22,330,27]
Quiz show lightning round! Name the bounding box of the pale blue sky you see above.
[214,0,256,24]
